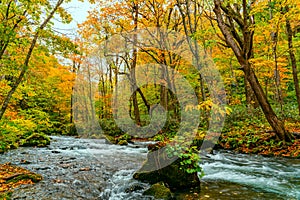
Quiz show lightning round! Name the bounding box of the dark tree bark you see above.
[213,0,293,142]
[70,60,80,123]
[269,0,284,112]
[245,75,259,108]
[286,7,300,116]
[131,1,141,125]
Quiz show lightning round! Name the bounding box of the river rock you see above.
[143,182,173,200]
[133,151,200,190]
[124,183,145,193]
[117,140,128,146]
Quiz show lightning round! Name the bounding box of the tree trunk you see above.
[87,64,97,135]
[131,1,141,125]
[132,91,141,125]
[244,64,292,141]
[113,63,119,119]
[244,75,259,108]
[160,66,168,110]
[269,1,284,112]
[213,0,292,142]
[176,0,206,102]
[286,12,300,116]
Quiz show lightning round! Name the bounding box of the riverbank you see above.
[215,104,300,158]
[0,163,42,199]
[216,129,300,158]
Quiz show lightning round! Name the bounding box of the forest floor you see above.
[217,120,300,158]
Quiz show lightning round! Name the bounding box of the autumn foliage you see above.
[0,1,299,192]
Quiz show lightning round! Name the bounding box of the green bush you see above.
[99,119,124,137]
[0,115,52,152]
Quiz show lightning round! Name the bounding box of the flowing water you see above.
[200,151,300,200]
[0,136,299,199]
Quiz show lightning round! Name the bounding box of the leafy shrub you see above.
[19,109,52,134]
[99,119,124,137]
[167,143,203,175]
[0,115,52,151]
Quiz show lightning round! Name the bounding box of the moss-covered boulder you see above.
[115,133,132,144]
[104,133,133,145]
[0,163,43,194]
[133,151,200,190]
[143,182,173,200]
[104,135,115,144]
[20,133,50,147]
[117,140,128,146]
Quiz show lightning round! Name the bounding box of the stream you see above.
[0,136,299,199]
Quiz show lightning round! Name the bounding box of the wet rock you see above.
[76,146,87,150]
[72,179,82,186]
[79,167,91,171]
[115,133,133,145]
[104,135,115,144]
[20,159,31,164]
[143,182,173,200]
[60,163,73,169]
[125,183,145,193]
[35,166,51,170]
[133,152,200,190]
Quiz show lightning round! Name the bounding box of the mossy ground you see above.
[0,163,42,198]
[217,105,300,158]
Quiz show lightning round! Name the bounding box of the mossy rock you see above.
[105,133,134,145]
[143,182,173,200]
[115,133,132,144]
[20,133,50,147]
[0,191,12,200]
[117,140,128,146]
[104,135,115,144]
[6,173,42,183]
[134,151,200,190]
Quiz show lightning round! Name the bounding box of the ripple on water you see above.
[200,150,300,199]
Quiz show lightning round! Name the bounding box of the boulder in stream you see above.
[20,133,50,147]
[143,182,173,200]
[133,150,200,191]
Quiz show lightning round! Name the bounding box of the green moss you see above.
[134,153,200,190]
[143,182,173,200]
[104,135,115,143]
[6,173,42,184]
[0,191,12,200]
[20,133,50,147]
[117,140,128,145]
